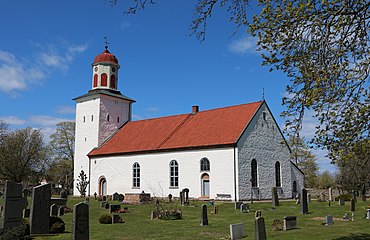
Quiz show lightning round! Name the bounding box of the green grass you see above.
[2,197,370,239]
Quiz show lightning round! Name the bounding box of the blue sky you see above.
[0,1,336,173]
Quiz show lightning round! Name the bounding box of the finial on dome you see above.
[104,36,109,50]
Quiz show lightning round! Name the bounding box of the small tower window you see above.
[110,75,116,89]
[101,73,107,86]
[93,74,98,88]
[91,115,93,122]
[117,116,120,123]
[107,114,110,121]
[263,112,267,120]
[83,116,85,123]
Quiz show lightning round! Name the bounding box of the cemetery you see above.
[0,183,370,239]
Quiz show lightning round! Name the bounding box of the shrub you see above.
[158,209,182,220]
[272,219,284,231]
[99,214,112,224]
[49,216,65,233]
[0,224,31,240]
[335,194,352,201]
[97,196,102,201]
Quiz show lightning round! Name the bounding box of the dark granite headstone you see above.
[109,204,121,213]
[182,188,189,205]
[300,189,308,214]
[255,216,267,240]
[350,199,356,212]
[235,201,243,210]
[118,194,124,202]
[60,189,68,199]
[72,202,89,240]
[105,203,110,209]
[326,215,333,225]
[180,191,184,205]
[112,192,119,201]
[200,204,208,226]
[102,196,107,201]
[50,198,67,206]
[168,194,172,202]
[58,206,65,217]
[240,203,249,213]
[50,204,58,216]
[283,216,297,230]
[338,199,345,206]
[272,187,279,207]
[30,184,51,235]
[112,213,121,224]
[213,205,219,214]
[23,208,30,218]
[0,181,23,230]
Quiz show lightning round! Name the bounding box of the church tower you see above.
[73,44,135,196]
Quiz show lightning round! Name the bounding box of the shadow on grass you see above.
[333,233,370,240]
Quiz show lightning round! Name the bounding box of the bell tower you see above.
[73,43,135,196]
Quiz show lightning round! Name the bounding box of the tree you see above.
[289,136,319,188]
[318,171,336,189]
[112,0,369,166]
[0,127,48,183]
[76,170,89,197]
[46,121,75,193]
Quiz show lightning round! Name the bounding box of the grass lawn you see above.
[2,197,370,239]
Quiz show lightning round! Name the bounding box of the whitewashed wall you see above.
[89,147,236,199]
[291,163,304,196]
[236,102,301,200]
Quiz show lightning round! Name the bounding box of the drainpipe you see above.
[88,157,91,197]
[233,145,237,202]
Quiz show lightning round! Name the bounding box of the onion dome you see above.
[93,47,119,65]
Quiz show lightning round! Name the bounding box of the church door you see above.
[99,177,107,196]
[201,174,210,197]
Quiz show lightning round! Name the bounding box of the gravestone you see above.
[118,194,125,202]
[50,197,67,206]
[300,189,308,214]
[255,216,267,240]
[307,193,311,203]
[180,191,184,205]
[93,192,97,200]
[109,204,121,213]
[72,202,89,240]
[105,202,110,209]
[240,203,249,213]
[283,216,297,231]
[350,199,356,212]
[325,215,333,225]
[23,208,30,218]
[182,188,189,205]
[30,183,51,235]
[101,201,106,208]
[0,180,23,230]
[338,199,345,206]
[60,189,68,199]
[351,190,357,202]
[328,188,333,202]
[235,201,243,210]
[168,194,172,202]
[272,187,279,207]
[112,192,119,201]
[213,205,218,214]
[58,206,65,217]
[296,193,301,204]
[112,213,121,224]
[255,210,262,218]
[50,203,58,216]
[366,209,370,219]
[230,223,244,240]
[150,210,159,220]
[200,204,208,226]
[102,196,107,201]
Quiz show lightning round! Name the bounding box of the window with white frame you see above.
[133,162,140,188]
[169,160,179,188]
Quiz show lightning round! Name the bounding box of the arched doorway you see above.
[201,173,210,197]
[99,177,107,196]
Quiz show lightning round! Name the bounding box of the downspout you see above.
[233,145,237,202]
[88,156,91,197]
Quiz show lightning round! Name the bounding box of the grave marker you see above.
[338,199,345,206]
[23,208,30,218]
[230,223,244,240]
[328,188,333,202]
[72,202,89,240]
[0,181,23,230]
[255,216,267,240]
[30,184,51,235]
[326,215,333,225]
[112,192,119,201]
[283,216,297,231]
[300,189,308,214]
[235,201,243,210]
[272,187,279,207]
[200,204,208,226]
[366,209,370,220]
[50,204,58,216]
[350,199,356,212]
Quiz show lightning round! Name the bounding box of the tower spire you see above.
[104,36,109,50]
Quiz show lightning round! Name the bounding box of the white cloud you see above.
[0,116,26,125]
[146,107,160,112]
[120,21,132,30]
[29,115,72,127]
[228,36,257,54]
[56,106,76,115]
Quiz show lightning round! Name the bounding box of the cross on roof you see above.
[104,36,109,50]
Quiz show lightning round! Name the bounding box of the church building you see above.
[73,46,304,201]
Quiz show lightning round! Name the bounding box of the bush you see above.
[49,217,65,233]
[335,194,352,201]
[99,214,112,224]
[272,219,284,231]
[158,209,182,220]
[0,224,31,240]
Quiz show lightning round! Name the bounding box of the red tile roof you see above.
[89,101,263,157]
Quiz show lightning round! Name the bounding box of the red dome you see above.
[93,49,118,65]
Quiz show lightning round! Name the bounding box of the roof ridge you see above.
[156,114,193,149]
[198,101,263,114]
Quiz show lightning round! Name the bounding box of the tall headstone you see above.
[328,188,333,202]
[200,204,208,226]
[300,189,308,214]
[182,188,189,205]
[235,201,243,210]
[255,216,267,240]
[272,187,279,207]
[112,192,119,201]
[366,209,370,219]
[180,191,184,206]
[351,190,357,202]
[30,184,51,235]
[307,193,311,203]
[230,223,244,240]
[255,210,262,218]
[0,180,23,230]
[72,202,89,240]
[50,204,58,217]
[350,199,356,212]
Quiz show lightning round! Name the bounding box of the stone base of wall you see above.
[123,193,151,204]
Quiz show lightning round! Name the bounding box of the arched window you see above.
[293,181,297,193]
[251,159,258,187]
[200,158,210,171]
[169,160,179,187]
[117,116,120,123]
[110,75,116,89]
[275,161,281,187]
[107,114,110,121]
[133,162,140,188]
[101,73,107,86]
[93,74,98,87]
[99,177,107,196]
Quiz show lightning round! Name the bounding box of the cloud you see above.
[29,115,72,127]
[228,36,257,54]
[146,107,160,112]
[0,116,26,125]
[120,20,132,30]
[56,106,76,115]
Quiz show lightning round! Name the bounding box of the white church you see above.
[73,46,304,201]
